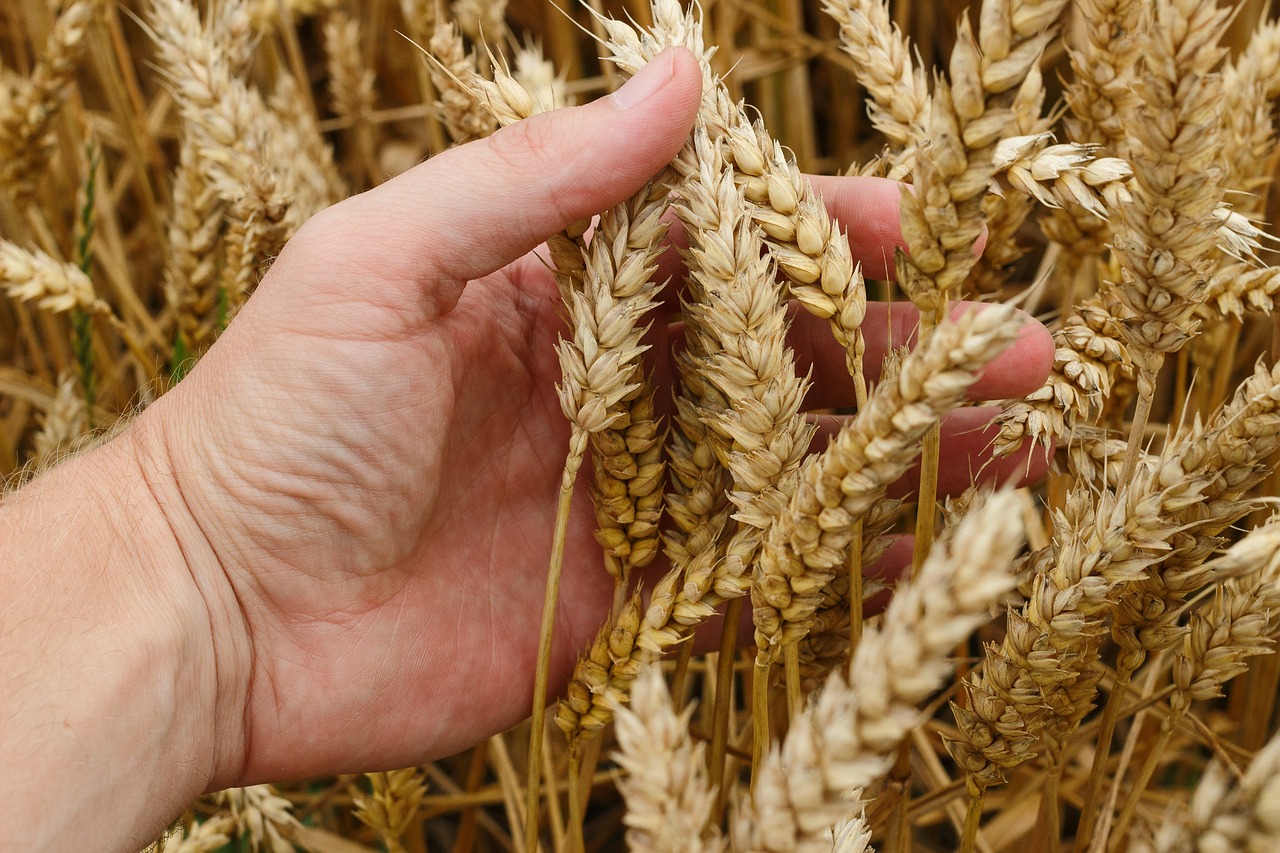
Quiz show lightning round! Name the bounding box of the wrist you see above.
[0,413,250,849]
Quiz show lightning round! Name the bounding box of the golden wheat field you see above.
[7,0,1280,850]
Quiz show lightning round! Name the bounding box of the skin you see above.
[0,48,1052,851]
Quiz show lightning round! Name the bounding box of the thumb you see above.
[331,47,703,314]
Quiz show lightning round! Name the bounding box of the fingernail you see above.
[611,48,675,110]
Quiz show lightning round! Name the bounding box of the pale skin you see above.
[0,48,1053,850]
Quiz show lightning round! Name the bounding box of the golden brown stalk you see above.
[0,0,103,201]
[217,785,300,853]
[352,769,428,853]
[732,491,1025,853]
[752,305,1023,666]
[614,666,723,853]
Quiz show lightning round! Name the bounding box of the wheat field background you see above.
[4,0,1280,851]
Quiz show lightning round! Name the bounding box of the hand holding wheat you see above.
[0,47,1052,849]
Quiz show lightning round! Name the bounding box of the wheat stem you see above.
[526,429,586,853]
[751,662,771,789]
[709,596,742,823]
[959,779,986,853]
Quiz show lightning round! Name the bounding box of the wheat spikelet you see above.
[752,305,1022,665]
[991,135,1131,218]
[429,19,499,142]
[732,491,1024,853]
[31,373,88,468]
[323,11,377,178]
[1064,0,1145,157]
[152,816,236,853]
[895,0,1069,314]
[1110,521,1280,840]
[602,0,868,400]
[1220,16,1280,212]
[352,768,427,853]
[994,290,1134,454]
[1108,359,1280,675]
[614,666,723,853]
[0,0,102,200]
[671,125,813,613]
[0,241,100,315]
[1106,0,1230,400]
[1172,534,1280,715]
[513,41,573,114]
[823,0,927,148]
[1206,263,1280,319]
[947,485,1157,786]
[217,785,299,853]
[163,138,225,351]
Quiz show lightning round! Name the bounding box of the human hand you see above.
[125,47,1052,788]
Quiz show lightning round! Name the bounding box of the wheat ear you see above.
[352,769,428,853]
[614,665,723,853]
[0,0,103,201]
[752,305,1023,667]
[1110,520,1280,844]
[732,490,1024,853]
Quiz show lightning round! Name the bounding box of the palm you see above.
[185,246,644,781]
